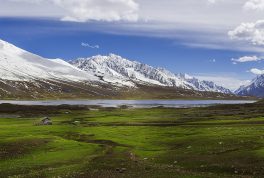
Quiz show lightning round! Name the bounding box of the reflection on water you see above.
[0,100,256,108]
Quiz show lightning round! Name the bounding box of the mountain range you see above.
[235,75,264,98]
[69,54,232,94]
[0,39,253,99]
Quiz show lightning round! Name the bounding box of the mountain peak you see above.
[109,53,122,58]
[254,74,264,81]
[235,74,264,97]
[0,39,98,82]
[70,54,232,94]
[0,39,25,54]
[0,39,8,45]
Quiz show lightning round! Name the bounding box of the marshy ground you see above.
[1,102,264,178]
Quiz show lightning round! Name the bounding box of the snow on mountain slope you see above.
[235,75,264,97]
[70,54,169,87]
[70,54,232,94]
[185,77,232,94]
[0,39,98,82]
[0,39,232,95]
[0,39,237,99]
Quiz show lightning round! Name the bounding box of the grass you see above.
[1,102,264,177]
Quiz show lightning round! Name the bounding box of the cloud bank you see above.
[244,0,264,10]
[228,20,264,46]
[8,0,139,22]
[56,0,139,22]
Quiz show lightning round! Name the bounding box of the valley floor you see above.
[1,102,264,178]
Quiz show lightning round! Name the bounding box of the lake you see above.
[0,100,256,108]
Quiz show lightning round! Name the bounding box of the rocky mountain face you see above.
[235,75,264,98]
[70,54,232,94]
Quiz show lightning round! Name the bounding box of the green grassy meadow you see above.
[1,102,264,178]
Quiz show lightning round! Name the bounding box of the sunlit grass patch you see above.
[1,103,264,177]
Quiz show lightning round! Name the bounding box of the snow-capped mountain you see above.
[70,54,232,94]
[0,39,98,82]
[0,39,117,99]
[0,39,235,99]
[235,75,264,97]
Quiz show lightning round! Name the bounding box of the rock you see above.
[37,117,52,125]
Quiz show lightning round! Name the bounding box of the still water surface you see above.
[0,100,256,108]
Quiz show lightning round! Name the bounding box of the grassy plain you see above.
[1,102,264,178]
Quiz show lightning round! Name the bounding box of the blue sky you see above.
[1,0,264,90]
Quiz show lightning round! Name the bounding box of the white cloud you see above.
[5,0,139,22]
[0,0,247,26]
[231,55,263,63]
[81,42,99,49]
[244,0,264,10]
[250,68,264,74]
[207,0,224,4]
[207,0,216,3]
[194,74,251,90]
[3,0,264,52]
[228,20,264,46]
[10,0,41,2]
[56,0,139,22]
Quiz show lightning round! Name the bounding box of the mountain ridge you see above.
[0,39,244,99]
[0,39,99,82]
[235,74,264,98]
[70,54,232,94]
